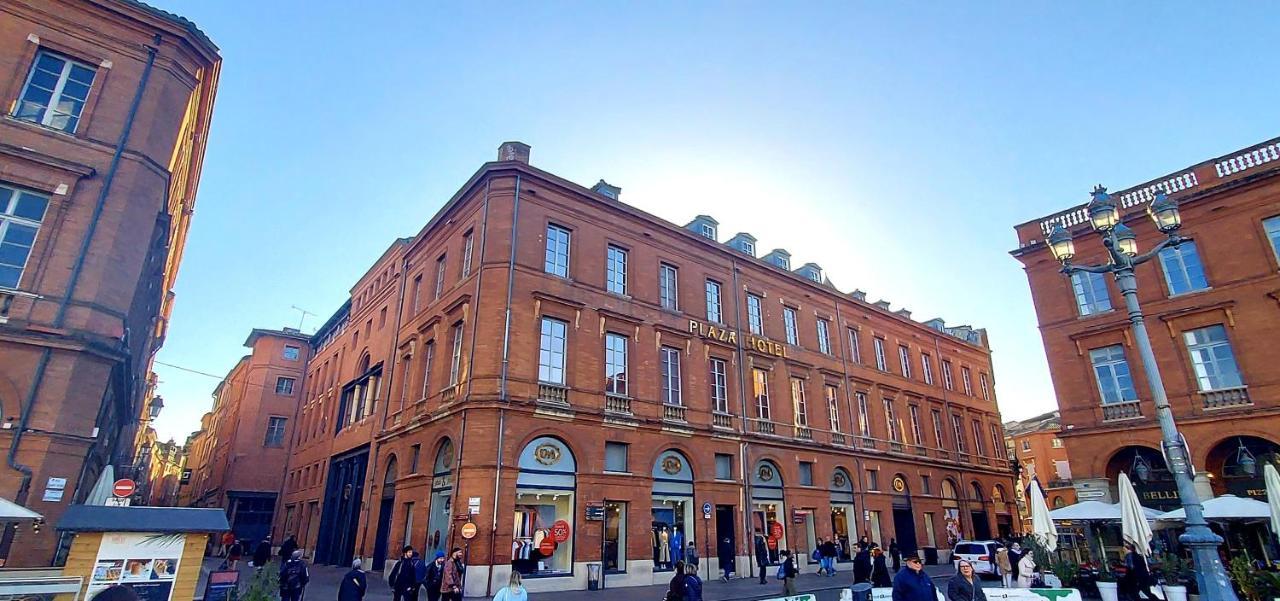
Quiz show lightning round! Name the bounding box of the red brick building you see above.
[183,328,310,543]
[1012,137,1280,526]
[0,0,218,565]
[1002,411,1075,530]
[276,143,1014,593]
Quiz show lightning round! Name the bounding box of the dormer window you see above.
[699,223,716,240]
[742,240,755,255]
[776,256,790,270]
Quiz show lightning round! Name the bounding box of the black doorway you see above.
[891,506,918,557]
[970,511,991,540]
[372,497,394,571]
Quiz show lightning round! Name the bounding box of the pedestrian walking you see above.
[279,550,310,601]
[491,571,527,601]
[1122,543,1159,601]
[892,556,936,601]
[389,546,422,601]
[947,560,987,601]
[872,547,892,587]
[779,550,798,597]
[339,559,367,601]
[857,535,871,553]
[253,538,272,570]
[423,552,446,601]
[665,560,688,601]
[683,562,703,601]
[889,538,901,572]
[854,544,872,584]
[279,536,299,563]
[753,529,769,585]
[441,547,465,601]
[227,540,243,570]
[820,538,838,576]
[1008,543,1022,584]
[1016,552,1036,588]
[716,536,735,582]
[685,541,699,569]
[220,532,235,557]
[995,546,1013,588]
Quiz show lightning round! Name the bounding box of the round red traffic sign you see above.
[112,479,135,498]
[550,520,570,543]
[460,522,478,540]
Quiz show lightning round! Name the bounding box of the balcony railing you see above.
[604,394,632,415]
[913,445,929,457]
[1202,386,1251,410]
[753,419,776,435]
[1102,400,1142,422]
[712,412,734,429]
[441,385,457,404]
[933,448,952,461]
[859,436,877,450]
[831,433,847,446]
[889,439,904,453]
[794,426,812,440]
[538,383,568,405]
[1047,479,1073,489]
[663,404,687,423]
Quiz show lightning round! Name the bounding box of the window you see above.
[867,469,879,491]
[979,373,991,401]
[538,317,568,385]
[909,405,923,444]
[932,410,945,448]
[461,231,474,277]
[0,185,49,289]
[825,385,840,432]
[699,223,716,239]
[942,360,955,390]
[606,245,627,294]
[991,425,1003,456]
[873,338,888,371]
[799,461,814,486]
[951,414,966,453]
[705,280,723,322]
[791,377,808,427]
[883,399,898,442]
[746,294,764,335]
[1183,324,1243,391]
[604,442,629,472]
[264,417,288,447]
[276,377,296,395]
[921,353,934,385]
[898,345,912,378]
[15,51,97,132]
[972,420,986,456]
[411,275,422,314]
[753,368,771,420]
[816,319,831,354]
[659,263,679,310]
[1089,345,1137,404]
[283,345,301,361]
[544,224,571,277]
[1021,440,1031,452]
[783,307,799,345]
[715,454,734,480]
[421,340,435,397]
[448,323,464,386]
[379,307,387,329]
[434,254,447,299]
[1158,241,1208,295]
[710,358,729,413]
[604,333,628,395]
[1265,216,1280,262]
[742,240,755,255]
[856,392,871,437]
[961,367,973,395]
[848,329,862,364]
[410,444,421,473]
[660,346,682,405]
[1071,271,1112,316]
[1052,438,1064,449]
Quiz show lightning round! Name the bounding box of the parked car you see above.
[951,540,1001,576]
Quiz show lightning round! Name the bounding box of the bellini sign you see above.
[687,319,787,358]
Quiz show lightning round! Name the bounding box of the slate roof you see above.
[57,505,229,533]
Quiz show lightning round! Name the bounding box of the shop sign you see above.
[1226,479,1267,500]
[460,522,478,540]
[454,514,471,522]
[87,532,184,601]
[551,519,571,543]
[769,521,784,540]
[585,505,605,521]
[688,319,787,358]
[792,510,807,524]
[468,496,481,515]
[433,474,454,489]
[1135,481,1181,510]
[534,443,563,466]
[1076,490,1105,500]
[892,477,906,493]
[538,538,556,555]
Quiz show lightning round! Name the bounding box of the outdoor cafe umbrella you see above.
[1267,463,1280,536]
[1156,494,1270,522]
[1029,478,1058,552]
[1048,500,1162,522]
[1119,471,1153,556]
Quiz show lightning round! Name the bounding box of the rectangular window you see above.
[783,307,799,345]
[411,275,422,314]
[705,280,723,322]
[1052,438,1064,449]
[867,469,879,491]
[1183,324,1243,391]
[942,360,955,390]
[747,294,764,335]
[276,377,296,395]
[921,475,932,495]
[660,346,682,405]
[1158,241,1208,295]
[921,353,934,385]
[606,245,628,295]
[402,502,415,550]
[1265,216,1280,262]
[710,358,729,413]
[410,444,421,473]
[1022,440,1031,452]
[544,224,571,277]
[699,223,716,239]
[0,184,50,289]
[604,333,628,396]
[15,50,96,133]
[715,453,733,480]
[883,398,898,442]
[283,345,301,361]
[604,442,629,472]
[848,329,862,364]
[873,338,888,371]
[791,377,808,427]
[659,263,679,310]
[448,323,464,386]
[816,319,831,354]
[825,385,840,433]
[753,368,771,421]
[923,513,937,547]
[434,254,447,299]
[899,345,912,378]
[909,405,923,444]
[961,367,973,395]
[979,373,991,401]
[799,461,814,486]
[379,307,387,329]
[1071,271,1112,316]
[951,414,967,453]
[856,392,871,437]
[932,409,945,448]
[461,231,474,277]
[421,340,435,397]
[972,420,986,456]
[264,416,287,447]
[538,317,568,384]
[1089,345,1138,404]
[992,425,1005,456]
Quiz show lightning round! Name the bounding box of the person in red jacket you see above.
[440,547,465,601]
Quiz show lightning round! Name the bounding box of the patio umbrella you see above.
[1156,494,1270,521]
[1029,479,1058,552]
[1048,500,1162,522]
[1118,472,1153,556]
[1267,463,1280,536]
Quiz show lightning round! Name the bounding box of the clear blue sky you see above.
[145,0,1280,442]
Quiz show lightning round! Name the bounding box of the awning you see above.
[1156,494,1270,522]
[1048,500,1162,522]
[0,496,42,520]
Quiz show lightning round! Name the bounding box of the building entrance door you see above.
[892,506,918,557]
[970,511,991,540]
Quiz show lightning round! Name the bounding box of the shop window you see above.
[603,501,627,572]
[799,462,813,486]
[651,450,694,571]
[751,459,787,564]
[513,437,576,576]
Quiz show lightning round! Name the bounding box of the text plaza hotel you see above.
[275,143,1014,595]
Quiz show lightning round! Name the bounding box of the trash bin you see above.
[587,562,601,591]
[923,546,938,565]
[851,582,873,601]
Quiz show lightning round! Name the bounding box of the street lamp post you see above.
[1046,186,1236,601]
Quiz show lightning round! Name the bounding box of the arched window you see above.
[513,437,577,576]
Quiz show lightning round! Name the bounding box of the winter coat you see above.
[338,568,367,601]
[685,574,704,601]
[754,535,769,565]
[1016,555,1036,588]
[492,585,528,601]
[947,575,987,601]
[685,546,699,567]
[423,560,444,593]
[441,558,464,593]
[278,538,298,562]
[717,538,735,571]
[782,556,798,579]
[821,541,838,558]
[872,554,892,587]
[278,559,310,593]
[995,549,1012,573]
[854,550,872,583]
[253,541,272,567]
[893,568,938,601]
[666,573,688,601]
[390,557,421,592]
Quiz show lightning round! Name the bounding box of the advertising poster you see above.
[943,508,962,547]
[86,533,184,601]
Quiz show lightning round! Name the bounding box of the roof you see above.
[243,327,310,347]
[110,0,219,53]
[1003,410,1061,437]
[57,505,229,533]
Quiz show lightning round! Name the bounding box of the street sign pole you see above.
[702,501,712,583]
[600,516,606,590]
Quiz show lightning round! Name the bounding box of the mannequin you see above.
[670,525,684,564]
[658,526,671,565]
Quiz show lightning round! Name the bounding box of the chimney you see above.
[592,180,621,200]
[497,141,531,164]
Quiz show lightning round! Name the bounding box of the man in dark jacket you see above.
[779,550,798,596]
[893,556,936,601]
[820,539,838,576]
[339,559,368,601]
[753,529,769,584]
[422,552,445,601]
[253,538,272,569]
[889,538,901,572]
[278,536,299,563]
[716,536,735,582]
[854,546,873,584]
[389,546,421,601]
[279,550,310,601]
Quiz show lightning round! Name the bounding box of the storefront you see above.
[829,468,855,561]
[968,482,991,540]
[426,438,455,557]
[603,501,627,572]
[512,437,576,576]
[890,474,918,556]
[750,459,786,564]
[651,450,695,571]
[941,479,961,548]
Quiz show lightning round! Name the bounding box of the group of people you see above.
[993,542,1040,588]
[217,532,299,572]
[384,545,468,601]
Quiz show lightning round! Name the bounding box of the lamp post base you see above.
[1180,526,1238,601]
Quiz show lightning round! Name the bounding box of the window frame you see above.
[604,332,629,396]
[941,360,955,390]
[710,357,729,414]
[790,377,808,427]
[606,244,628,295]
[873,338,888,372]
[856,392,871,437]
[753,368,771,421]
[659,262,679,310]
[434,254,447,300]
[816,319,831,354]
[961,367,973,396]
[1088,345,1138,405]
[448,323,464,386]
[1158,241,1209,296]
[783,307,799,345]
[264,416,288,448]
[825,385,840,433]
[283,345,301,361]
[0,184,51,290]
[1070,271,1113,316]
[898,345,912,379]
[705,279,723,323]
[544,223,572,278]
[1183,324,1244,392]
[538,317,569,385]
[746,294,764,335]
[1264,215,1280,264]
[848,329,862,364]
[14,50,97,133]
[660,346,683,406]
[275,377,296,395]
[604,441,629,473]
[461,230,475,277]
[921,352,934,385]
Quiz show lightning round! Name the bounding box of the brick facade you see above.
[0,0,218,565]
[1003,411,1075,530]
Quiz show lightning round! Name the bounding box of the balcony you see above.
[662,403,687,423]
[933,448,952,461]
[913,445,929,457]
[889,439,904,453]
[441,385,457,404]
[794,426,812,441]
[1102,400,1142,422]
[753,419,776,435]
[1202,386,1251,410]
[860,436,877,450]
[537,383,568,405]
[831,433,847,446]
[712,412,734,430]
[1047,478,1073,489]
[604,394,632,415]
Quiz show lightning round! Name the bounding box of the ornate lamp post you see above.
[1046,186,1236,600]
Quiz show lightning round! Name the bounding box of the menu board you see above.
[86,533,184,601]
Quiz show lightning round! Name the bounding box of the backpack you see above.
[281,561,306,591]
[413,558,428,583]
[775,564,786,580]
[812,548,821,562]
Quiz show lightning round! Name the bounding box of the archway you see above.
[890,474,918,556]
[992,484,1013,539]
[829,468,855,561]
[1105,446,1175,511]
[1205,436,1280,500]
[426,438,455,557]
[941,479,962,547]
[372,455,398,570]
[751,459,786,564]
[512,436,576,576]
[968,481,991,540]
[651,450,694,571]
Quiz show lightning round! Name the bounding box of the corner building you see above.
[277,144,1014,594]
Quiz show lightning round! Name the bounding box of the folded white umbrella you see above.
[1049,500,1162,521]
[1029,479,1058,552]
[1267,463,1280,535]
[1119,472,1154,556]
[1157,494,1269,521]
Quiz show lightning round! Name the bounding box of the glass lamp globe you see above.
[1148,191,1182,232]
[1113,224,1138,257]
[1046,224,1075,263]
[1087,185,1120,232]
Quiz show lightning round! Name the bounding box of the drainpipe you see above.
[933,335,972,539]
[487,173,521,596]
[728,259,755,575]
[833,301,869,540]
[5,35,161,535]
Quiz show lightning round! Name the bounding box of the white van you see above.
[950,540,1001,576]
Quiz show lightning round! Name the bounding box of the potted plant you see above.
[1158,553,1187,601]
[1096,568,1120,601]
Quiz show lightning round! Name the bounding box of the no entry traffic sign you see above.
[112,479,135,498]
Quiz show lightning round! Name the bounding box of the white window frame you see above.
[742,240,755,255]
[1264,216,1280,263]
[421,340,435,397]
[825,385,840,433]
[931,410,945,449]
[873,338,887,371]
[0,184,50,290]
[538,317,569,385]
[979,373,991,400]
[1088,345,1138,405]
[1183,324,1243,391]
[746,294,764,335]
[961,367,973,395]
[605,332,628,396]
[753,368,771,421]
[883,398,898,442]
[710,358,729,413]
[971,420,985,456]
[283,345,301,361]
[791,377,808,427]
[1158,242,1209,295]
[991,424,1003,455]
[942,360,955,390]
[856,392,871,437]
[461,231,474,277]
[15,50,96,133]
[606,244,628,295]
[434,254,447,300]
[848,329,862,364]
[544,224,571,277]
[705,279,723,323]
[659,262,679,310]
[264,416,288,447]
[816,319,831,354]
[921,353,934,385]
[1071,271,1112,316]
[951,414,967,453]
[276,377,296,395]
[783,307,799,345]
[699,223,716,239]
[898,345,912,378]
[448,323,464,386]
[909,405,923,444]
[661,346,683,406]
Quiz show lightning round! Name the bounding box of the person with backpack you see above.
[279,549,310,601]
[423,552,446,601]
[683,562,703,601]
[778,550,798,596]
[753,529,769,585]
[227,540,244,570]
[492,571,527,601]
[389,546,422,601]
[813,539,826,575]
[684,541,699,570]
[666,560,688,601]
[441,547,465,601]
[339,559,368,601]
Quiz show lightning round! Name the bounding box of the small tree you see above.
[240,563,280,601]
